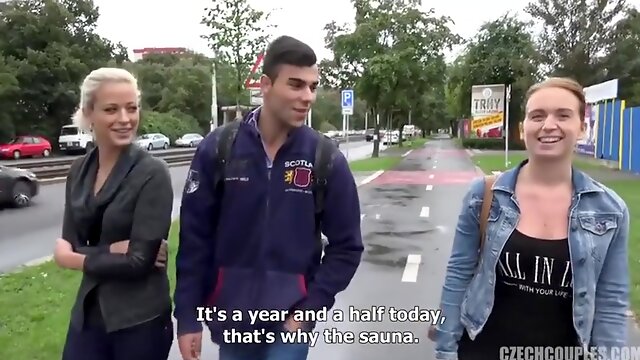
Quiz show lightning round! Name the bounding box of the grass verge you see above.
[473,153,607,173]
[0,224,181,359]
[349,156,402,172]
[473,153,640,317]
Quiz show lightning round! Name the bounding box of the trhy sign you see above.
[471,84,505,118]
[341,89,354,115]
[470,84,506,139]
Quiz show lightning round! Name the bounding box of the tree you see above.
[525,0,626,85]
[201,0,274,116]
[445,14,540,142]
[125,52,238,134]
[602,7,640,106]
[0,0,127,143]
[325,0,460,156]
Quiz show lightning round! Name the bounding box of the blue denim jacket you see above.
[434,161,630,359]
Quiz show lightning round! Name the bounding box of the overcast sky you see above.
[93,0,536,62]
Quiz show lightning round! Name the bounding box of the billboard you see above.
[470,84,505,138]
[575,104,596,156]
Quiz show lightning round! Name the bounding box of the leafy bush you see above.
[460,138,526,150]
[319,121,337,132]
[139,110,202,142]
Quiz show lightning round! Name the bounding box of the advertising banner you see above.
[575,104,596,156]
[470,84,505,138]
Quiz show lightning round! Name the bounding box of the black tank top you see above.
[458,229,579,359]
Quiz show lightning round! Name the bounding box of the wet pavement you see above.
[168,138,479,359]
[168,137,640,359]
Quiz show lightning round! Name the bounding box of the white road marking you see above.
[428,174,434,179]
[401,254,422,282]
[375,213,380,220]
[402,150,412,157]
[360,170,384,185]
[420,206,430,217]
[432,165,437,169]
[425,185,433,191]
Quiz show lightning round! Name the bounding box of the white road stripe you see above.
[401,254,422,282]
[428,174,434,179]
[360,170,384,185]
[402,150,413,157]
[420,206,430,217]
[375,213,380,220]
[432,165,437,169]
[425,185,433,191]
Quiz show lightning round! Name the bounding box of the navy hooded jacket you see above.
[173,108,364,341]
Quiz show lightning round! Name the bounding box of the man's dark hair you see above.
[262,36,317,81]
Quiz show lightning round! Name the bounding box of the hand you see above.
[109,240,129,254]
[53,238,83,270]
[284,316,304,332]
[53,238,73,267]
[155,240,168,268]
[427,325,437,341]
[178,332,202,360]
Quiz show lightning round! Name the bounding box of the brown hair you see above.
[525,77,586,121]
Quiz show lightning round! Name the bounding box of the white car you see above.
[135,133,170,151]
[175,133,203,147]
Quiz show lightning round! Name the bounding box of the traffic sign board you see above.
[341,89,354,115]
[244,52,265,89]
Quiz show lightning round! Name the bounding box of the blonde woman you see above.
[53,68,174,360]
[433,77,629,359]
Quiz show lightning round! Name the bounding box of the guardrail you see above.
[30,152,197,179]
[4,147,197,170]
[18,134,365,180]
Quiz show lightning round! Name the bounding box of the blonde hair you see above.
[525,77,586,121]
[72,67,141,130]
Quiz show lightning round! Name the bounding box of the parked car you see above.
[135,133,170,151]
[0,136,52,160]
[175,133,204,147]
[58,124,94,154]
[0,165,39,207]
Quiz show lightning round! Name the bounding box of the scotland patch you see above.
[184,169,200,194]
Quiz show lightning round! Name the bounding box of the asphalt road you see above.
[167,137,640,359]
[0,140,377,273]
[166,139,467,359]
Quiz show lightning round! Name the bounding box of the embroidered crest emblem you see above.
[293,168,311,188]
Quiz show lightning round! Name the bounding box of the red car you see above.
[0,136,52,160]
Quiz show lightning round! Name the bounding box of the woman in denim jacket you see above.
[433,77,630,359]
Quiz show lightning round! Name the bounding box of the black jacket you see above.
[63,145,173,332]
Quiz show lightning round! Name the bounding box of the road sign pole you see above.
[505,84,511,168]
[346,115,350,159]
[210,57,218,132]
